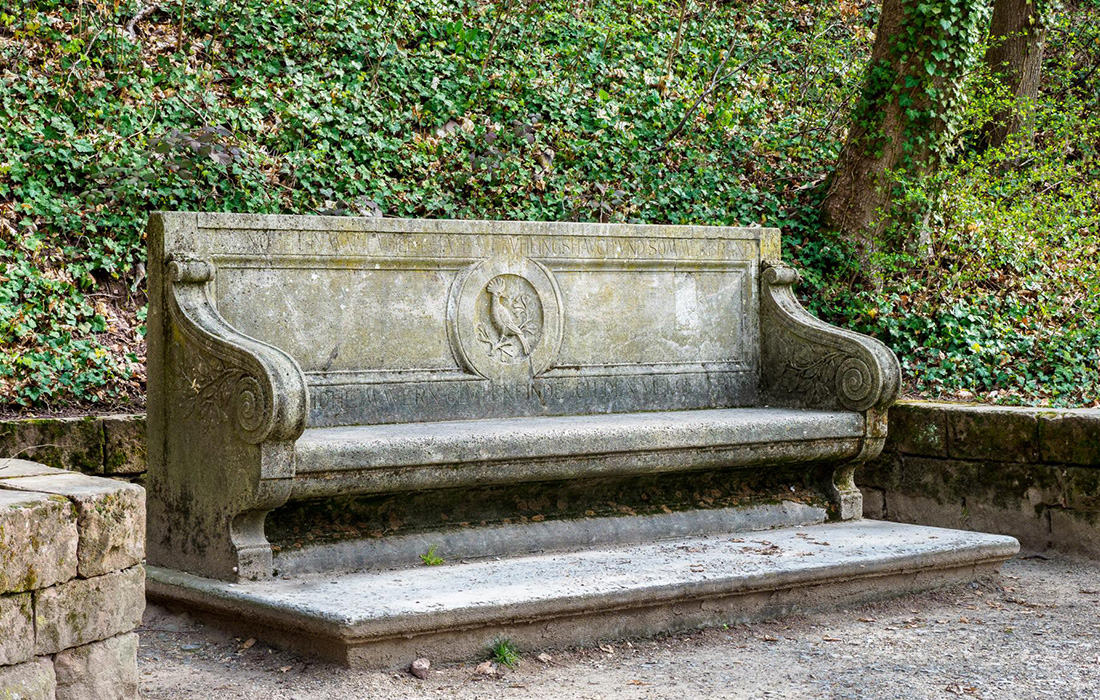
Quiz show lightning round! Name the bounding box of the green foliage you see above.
[488,637,521,667]
[842,0,990,251]
[0,0,1096,409]
[420,544,444,566]
[1,0,870,408]
[805,1,1100,406]
[853,0,988,164]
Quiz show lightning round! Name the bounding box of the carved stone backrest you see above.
[149,213,780,428]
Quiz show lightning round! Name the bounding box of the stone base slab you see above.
[147,520,1018,668]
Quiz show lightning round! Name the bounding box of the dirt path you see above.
[139,551,1100,699]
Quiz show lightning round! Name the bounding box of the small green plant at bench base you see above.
[489,638,521,668]
[420,545,444,566]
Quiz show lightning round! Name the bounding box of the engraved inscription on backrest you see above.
[164,215,778,426]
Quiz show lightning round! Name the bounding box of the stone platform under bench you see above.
[148,520,1016,667]
[0,459,144,700]
[145,214,1018,667]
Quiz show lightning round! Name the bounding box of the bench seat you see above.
[290,408,867,499]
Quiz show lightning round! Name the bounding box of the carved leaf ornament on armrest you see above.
[166,255,308,444]
[760,264,900,412]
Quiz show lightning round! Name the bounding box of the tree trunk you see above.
[822,0,984,274]
[982,0,1047,149]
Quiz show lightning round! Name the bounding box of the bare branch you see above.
[665,46,760,143]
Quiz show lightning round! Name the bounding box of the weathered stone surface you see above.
[1058,466,1100,512]
[945,404,1039,462]
[886,401,949,457]
[146,213,899,583]
[856,452,899,491]
[0,459,69,480]
[1,474,144,578]
[760,265,900,413]
[858,402,1100,556]
[860,486,886,519]
[0,658,55,700]
[53,633,139,700]
[1049,508,1100,558]
[146,521,1017,668]
[868,490,1052,551]
[964,501,1050,552]
[274,500,828,576]
[874,456,985,505]
[0,490,77,593]
[34,566,145,655]
[0,417,103,474]
[0,593,34,666]
[160,214,780,428]
[292,408,866,497]
[1039,410,1100,466]
[101,416,146,476]
[882,492,968,531]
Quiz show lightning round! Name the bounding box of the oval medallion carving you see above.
[448,258,563,380]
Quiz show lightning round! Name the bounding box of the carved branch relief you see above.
[166,254,308,445]
[178,357,266,434]
[760,264,900,412]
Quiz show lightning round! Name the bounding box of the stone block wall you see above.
[0,415,146,479]
[861,401,1100,556]
[0,459,144,700]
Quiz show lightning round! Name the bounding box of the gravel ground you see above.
[139,551,1100,699]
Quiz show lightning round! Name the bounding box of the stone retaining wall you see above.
[860,401,1100,556]
[0,459,144,700]
[0,415,145,479]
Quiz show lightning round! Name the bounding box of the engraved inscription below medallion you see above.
[476,275,544,364]
[448,258,564,381]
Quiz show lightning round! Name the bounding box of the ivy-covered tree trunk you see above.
[822,0,986,272]
[981,0,1047,149]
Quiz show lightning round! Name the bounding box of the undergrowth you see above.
[488,637,521,668]
[0,0,1096,410]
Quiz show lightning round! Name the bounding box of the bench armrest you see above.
[760,263,900,413]
[166,256,308,446]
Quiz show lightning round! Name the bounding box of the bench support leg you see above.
[829,462,863,521]
[827,408,889,520]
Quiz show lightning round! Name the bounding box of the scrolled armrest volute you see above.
[760,263,900,412]
[166,255,308,444]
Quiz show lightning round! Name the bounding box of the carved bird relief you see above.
[484,277,534,359]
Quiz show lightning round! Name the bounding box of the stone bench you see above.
[145,213,1016,665]
[147,213,897,580]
